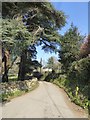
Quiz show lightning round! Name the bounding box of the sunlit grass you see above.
[8,74,18,81]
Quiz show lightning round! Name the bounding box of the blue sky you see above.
[36,2,88,64]
[53,2,88,35]
[49,0,89,2]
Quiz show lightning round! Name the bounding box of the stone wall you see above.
[0,78,38,102]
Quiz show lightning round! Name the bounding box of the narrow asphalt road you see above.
[2,81,87,118]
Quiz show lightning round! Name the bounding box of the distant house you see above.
[42,67,52,72]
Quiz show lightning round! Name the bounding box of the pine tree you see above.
[58,24,84,73]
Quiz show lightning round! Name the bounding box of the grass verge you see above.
[52,78,89,112]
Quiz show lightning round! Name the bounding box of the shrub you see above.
[67,57,90,86]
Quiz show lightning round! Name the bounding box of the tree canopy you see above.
[2,2,66,81]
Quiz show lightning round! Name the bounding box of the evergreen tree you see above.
[2,2,66,81]
[58,24,84,73]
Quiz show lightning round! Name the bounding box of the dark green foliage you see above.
[18,45,37,80]
[2,2,66,81]
[52,76,89,109]
[44,71,60,82]
[2,18,35,81]
[2,2,66,54]
[58,24,84,73]
[33,71,43,80]
[2,2,66,29]
[67,57,90,85]
[57,26,89,110]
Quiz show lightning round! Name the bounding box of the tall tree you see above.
[2,2,66,81]
[0,41,2,77]
[47,56,55,70]
[2,19,34,81]
[47,56,59,71]
[58,24,84,73]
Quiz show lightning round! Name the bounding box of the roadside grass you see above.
[8,74,18,81]
[52,78,89,112]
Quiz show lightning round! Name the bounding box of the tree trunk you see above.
[0,42,2,81]
[18,50,27,81]
[2,55,8,82]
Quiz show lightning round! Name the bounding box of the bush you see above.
[67,57,90,85]
[44,71,60,82]
[53,77,89,110]
[33,71,43,80]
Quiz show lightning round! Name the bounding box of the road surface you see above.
[2,81,87,118]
